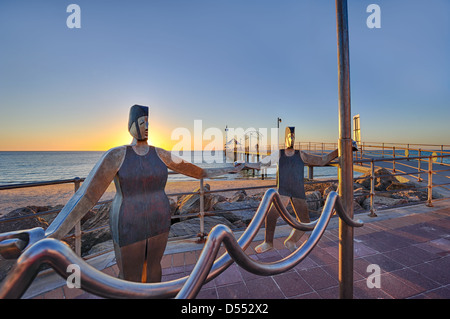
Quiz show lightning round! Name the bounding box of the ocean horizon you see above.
[2,148,446,186]
[0,150,348,186]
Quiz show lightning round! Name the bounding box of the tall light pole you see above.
[336,0,354,299]
[224,125,228,159]
[277,117,282,149]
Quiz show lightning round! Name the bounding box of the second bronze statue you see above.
[240,126,357,253]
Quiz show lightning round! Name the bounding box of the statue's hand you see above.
[0,227,45,259]
[232,162,246,172]
[234,161,260,171]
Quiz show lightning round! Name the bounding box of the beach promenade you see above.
[23,196,450,300]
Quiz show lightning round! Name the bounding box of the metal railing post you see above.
[441,145,444,164]
[392,146,396,173]
[336,0,354,299]
[308,166,314,180]
[198,178,206,242]
[369,159,377,217]
[74,177,82,256]
[418,149,422,182]
[427,156,433,207]
[360,142,363,164]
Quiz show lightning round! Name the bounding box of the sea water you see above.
[0,150,347,186]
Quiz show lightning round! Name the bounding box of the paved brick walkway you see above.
[29,200,450,299]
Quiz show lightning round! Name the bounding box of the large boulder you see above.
[169,216,237,238]
[0,206,51,233]
[79,202,112,257]
[305,191,322,211]
[305,181,336,195]
[322,184,338,199]
[0,206,53,282]
[362,196,408,210]
[208,194,227,209]
[174,184,212,220]
[360,168,398,191]
[386,181,414,191]
[391,190,428,202]
[229,190,248,202]
[88,239,114,256]
[354,187,369,206]
[353,200,365,213]
[212,199,260,224]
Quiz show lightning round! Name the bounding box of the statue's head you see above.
[128,105,149,141]
[285,126,295,149]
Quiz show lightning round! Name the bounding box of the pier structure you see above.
[227,140,450,187]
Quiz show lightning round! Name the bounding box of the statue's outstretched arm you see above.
[300,149,339,166]
[155,148,244,179]
[45,147,126,239]
[239,150,279,170]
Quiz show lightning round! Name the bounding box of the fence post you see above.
[392,147,396,173]
[441,145,444,164]
[369,160,377,217]
[418,149,422,182]
[360,144,363,165]
[427,156,433,207]
[74,177,82,256]
[308,166,314,180]
[198,178,206,242]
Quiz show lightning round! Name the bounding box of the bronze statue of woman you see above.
[242,127,340,253]
[44,105,243,283]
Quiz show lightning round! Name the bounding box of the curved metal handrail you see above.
[176,191,362,298]
[0,189,362,299]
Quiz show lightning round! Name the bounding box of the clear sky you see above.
[1,0,449,151]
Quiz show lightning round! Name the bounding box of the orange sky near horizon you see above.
[0,119,232,152]
[0,119,177,152]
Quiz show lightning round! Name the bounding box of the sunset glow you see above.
[1,1,449,151]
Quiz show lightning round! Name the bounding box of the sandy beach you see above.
[0,178,278,217]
